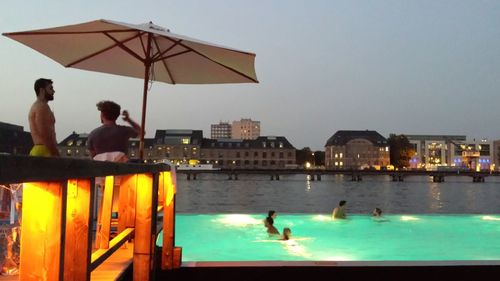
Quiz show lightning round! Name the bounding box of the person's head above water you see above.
[268,210,276,217]
[373,207,382,216]
[266,210,277,225]
[339,200,346,207]
[282,227,292,240]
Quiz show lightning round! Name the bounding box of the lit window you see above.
[182,138,190,144]
[340,153,343,158]
[340,162,343,166]
[385,147,389,152]
[335,162,338,166]
[335,153,338,158]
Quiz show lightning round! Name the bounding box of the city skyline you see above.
[1,1,500,151]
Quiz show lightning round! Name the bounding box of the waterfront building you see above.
[142,129,203,164]
[324,130,390,170]
[0,121,32,155]
[231,118,260,140]
[406,135,493,171]
[128,138,156,161]
[211,121,232,139]
[200,136,296,169]
[58,132,89,158]
[57,130,296,169]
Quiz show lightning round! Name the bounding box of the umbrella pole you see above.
[139,34,152,161]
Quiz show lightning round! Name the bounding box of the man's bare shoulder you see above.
[30,100,50,111]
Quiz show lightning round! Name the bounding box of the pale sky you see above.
[1,0,499,150]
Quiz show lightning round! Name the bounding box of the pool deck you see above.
[158,260,500,280]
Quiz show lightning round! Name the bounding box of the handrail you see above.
[0,154,170,184]
[0,155,177,281]
[90,227,135,270]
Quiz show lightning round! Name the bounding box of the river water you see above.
[175,174,500,214]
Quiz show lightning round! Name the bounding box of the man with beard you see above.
[28,78,59,157]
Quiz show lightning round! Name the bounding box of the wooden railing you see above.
[0,155,180,281]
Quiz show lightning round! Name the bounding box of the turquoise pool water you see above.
[169,214,500,262]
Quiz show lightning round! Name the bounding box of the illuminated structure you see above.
[58,132,89,158]
[406,135,493,171]
[136,130,203,164]
[324,130,390,170]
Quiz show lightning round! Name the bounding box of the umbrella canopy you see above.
[3,19,258,159]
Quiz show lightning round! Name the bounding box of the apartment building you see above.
[200,136,295,169]
[325,130,390,170]
[231,118,260,140]
[58,132,89,158]
[211,121,232,139]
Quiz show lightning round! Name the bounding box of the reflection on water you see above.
[175,174,500,214]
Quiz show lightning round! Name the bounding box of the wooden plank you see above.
[162,171,177,270]
[99,176,114,249]
[133,173,154,281]
[90,241,134,281]
[64,179,93,281]
[118,174,137,232]
[20,182,64,281]
[91,228,134,270]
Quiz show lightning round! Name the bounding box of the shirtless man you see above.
[332,200,347,219]
[28,78,59,157]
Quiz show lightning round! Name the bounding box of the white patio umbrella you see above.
[3,19,258,159]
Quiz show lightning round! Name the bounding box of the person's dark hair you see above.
[97,100,121,121]
[373,207,382,216]
[266,210,276,226]
[34,78,53,96]
[339,200,346,206]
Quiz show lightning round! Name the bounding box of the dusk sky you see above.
[1,1,499,150]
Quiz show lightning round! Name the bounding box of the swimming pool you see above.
[170,214,500,262]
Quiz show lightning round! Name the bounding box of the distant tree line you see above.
[296,147,325,167]
[387,134,416,169]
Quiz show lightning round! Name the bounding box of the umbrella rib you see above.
[66,32,144,67]
[162,37,258,83]
[3,29,138,36]
[103,32,146,63]
[152,38,176,84]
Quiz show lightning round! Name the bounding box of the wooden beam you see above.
[161,171,177,270]
[99,176,114,249]
[0,155,170,184]
[91,228,134,270]
[20,181,65,281]
[133,173,157,281]
[118,174,137,232]
[64,179,94,281]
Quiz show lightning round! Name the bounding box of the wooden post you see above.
[20,181,66,281]
[161,171,177,270]
[64,179,94,281]
[118,174,138,233]
[99,176,114,249]
[133,173,158,281]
